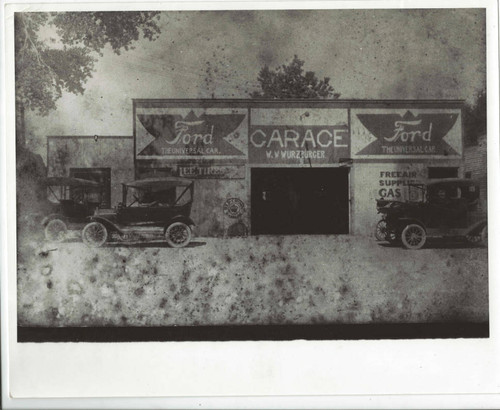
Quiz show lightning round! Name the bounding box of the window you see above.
[428,167,458,179]
[70,168,111,208]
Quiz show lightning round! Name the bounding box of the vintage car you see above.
[42,177,103,242]
[81,177,195,248]
[375,178,487,249]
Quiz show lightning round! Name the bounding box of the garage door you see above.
[251,168,349,235]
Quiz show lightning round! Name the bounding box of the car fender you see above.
[465,219,487,236]
[41,214,66,226]
[86,215,123,234]
[164,215,195,232]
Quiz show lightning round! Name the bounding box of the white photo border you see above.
[2,0,500,408]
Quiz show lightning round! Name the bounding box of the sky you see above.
[23,8,487,159]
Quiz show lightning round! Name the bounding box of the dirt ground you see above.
[17,232,488,327]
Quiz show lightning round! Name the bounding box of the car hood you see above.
[93,208,118,220]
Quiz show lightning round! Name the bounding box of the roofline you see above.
[44,176,102,187]
[47,135,133,139]
[132,98,466,108]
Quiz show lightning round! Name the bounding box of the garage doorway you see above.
[251,168,349,235]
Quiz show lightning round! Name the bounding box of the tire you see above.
[480,225,488,248]
[165,222,191,248]
[375,220,387,241]
[45,219,67,242]
[82,222,108,247]
[401,224,426,250]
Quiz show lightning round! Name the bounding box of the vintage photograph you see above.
[14,8,488,342]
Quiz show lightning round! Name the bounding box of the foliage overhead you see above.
[15,12,161,115]
[251,55,340,99]
[463,90,486,146]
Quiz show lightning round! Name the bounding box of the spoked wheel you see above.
[82,222,108,247]
[165,222,192,248]
[480,225,488,248]
[45,219,67,242]
[401,224,426,250]
[375,220,387,241]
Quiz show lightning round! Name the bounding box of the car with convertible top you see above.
[42,176,103,242]
[375,178,487,250]
[81,177,195,248]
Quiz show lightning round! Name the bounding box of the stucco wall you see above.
[47,136,134,207]
[464,134,487,212]
[192,178,248,237]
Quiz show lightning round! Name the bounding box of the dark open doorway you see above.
[251,168,349,235]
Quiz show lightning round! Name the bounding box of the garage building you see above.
[47,99,465,238]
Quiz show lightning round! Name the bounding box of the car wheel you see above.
[401,224,426,250]
[480,225,488,248]
[82,222,108,247]
[165,222,191,248]
[375,220,387,241]
[45,219,67,242]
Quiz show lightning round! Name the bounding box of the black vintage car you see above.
[375,178,487,249]
[42,177,103,242]
[81,177,195,248]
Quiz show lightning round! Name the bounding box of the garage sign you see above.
[351,109,462,158]
[249,108,350,164]
[135,108,248,159]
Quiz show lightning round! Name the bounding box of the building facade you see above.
[46,99,466,237]
[133,99,464,237]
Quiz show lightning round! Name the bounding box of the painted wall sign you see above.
[135,108,248,159]
[223,198,245,218]
[351,109,462,158]
[377,170,422,200]
[177,164,245,179]
[352,163,428,236]
[249,108,350,164]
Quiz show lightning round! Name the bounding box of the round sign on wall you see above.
[223,198,245,218]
